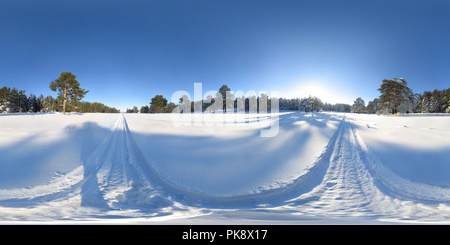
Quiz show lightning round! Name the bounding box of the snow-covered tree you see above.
[412,93,422,113]
[0,86,11,113]
[235,95,245,113]
[430,89,443,113]
[297,95,323,115]
[258,93,269,112]
[41,95,58,112]
[8,88,28,113]
[218,85,231,112]
[419,89,450,113]
[27,93,42,113]
[421,91,432,113]
[351,97,365,114]
[443,88,450,113]
[378,78,413,114]
[299,98,309,112]
[309,96,323,113]
[366,98,379,114]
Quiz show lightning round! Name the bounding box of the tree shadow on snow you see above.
[0,119,177,218]
[0,112,346,217]
[125,112,344,209]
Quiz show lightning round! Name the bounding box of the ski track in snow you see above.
[284,117,450,222]
[1,113,450,223]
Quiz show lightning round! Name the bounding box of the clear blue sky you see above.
[1,0,449,111]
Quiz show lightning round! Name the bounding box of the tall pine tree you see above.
[49,72,89,115]
[149,95,168,113]
[378,78,413,114]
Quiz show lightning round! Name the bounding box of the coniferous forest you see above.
[126,79,450,115]
[0,86,120,114]
[2,77,450,115]
[126,84,351,114]
[1,72,120,114]
[358,78,450,115]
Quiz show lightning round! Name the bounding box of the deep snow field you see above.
[1,111,450,224]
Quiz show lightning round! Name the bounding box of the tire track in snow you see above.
[3,113,450,222]
[80,114,174,210]
[287,118,381,216]
[79,114,342,208]
[0,114,172,209]
[286,118,450,221]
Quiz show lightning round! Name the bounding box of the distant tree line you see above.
[0,86,119,113]
[128,85,273,114]
[74,100,120,113]
[352,78,450,115]
[323,102,352,113]
[279,97,351,113]
[127,84,350,114]
[1,72,119,114]
[126,95,177,113]
[419,88,450,113]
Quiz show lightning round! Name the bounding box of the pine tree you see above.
[236,95,245,113]
[442,88,450,113]
[165,102,177,113]
[0,86,10,104]
[366,100,376,114]
[38,94,45,112]
[49,72,89,115]
[430,89,443,113]
[421,91,432,113]
[412,93,422,113]
[309,96,323,113]
[177,95,191,113]
[9,88,28,113]
[140,105,150,113]
[150,95,168,113]
[352,97,366,114]
[0,86,11,113]
[43,95,58,112]
[27,93,42,113]
[299,95,323,115]
[218,85,232,112]
[299,98,309,112]
[378,78,413,114]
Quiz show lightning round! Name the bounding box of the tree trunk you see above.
[63,87,67,115]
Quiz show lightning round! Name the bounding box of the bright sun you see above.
[281,81,353,105]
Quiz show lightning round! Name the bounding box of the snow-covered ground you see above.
[1,112,450,224]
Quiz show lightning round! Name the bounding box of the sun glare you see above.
[281,81,353,105]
